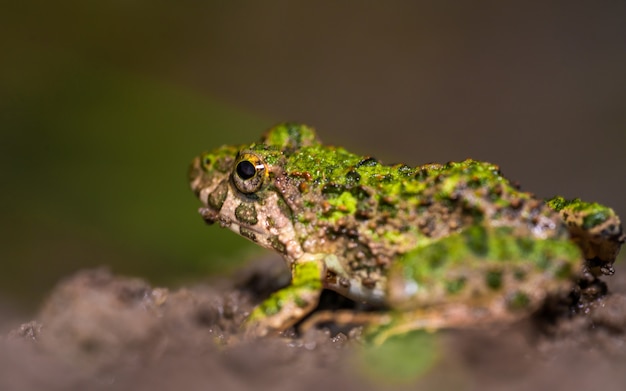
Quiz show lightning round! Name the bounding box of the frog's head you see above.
[189,123,320,259]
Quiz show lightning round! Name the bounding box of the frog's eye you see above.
[232,153,267,193]
[236,160,256,179]
[202,155,212,168]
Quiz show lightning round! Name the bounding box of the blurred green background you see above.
[1,2,625,320]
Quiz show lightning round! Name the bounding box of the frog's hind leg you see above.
[546,196,624,276]
[376,226,581,344]
[300,303,527,345]
[370,303,536,345]
[297,305,502,345]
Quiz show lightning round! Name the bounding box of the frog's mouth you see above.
[198,207,221,226]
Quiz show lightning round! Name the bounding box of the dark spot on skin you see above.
[513,269,526,281]
[515,237,534,256]
[396,164,413,176]
[290,171,313,181]
[361,277,376,289]
[555,261,573,279]
[535,254,551,270]
[294,295,308,308]
[509,198,522,209]
[414,168,432,181]
[355,209,373,220]
[507,291,530,310]
[215,157,234,173]
[379,174,395,184]
[465,226,488,256]
[268,235,286,253]
[377,196,397,215]
[208,181,229,211]
[446,277,466,294]
[217,216,231,228]
[321,183,345,196]
[276,197,293,221]
[239,227,257,242]
[345,170,361,186]
[355,157,378,168]
[467,176,487,189]
[486,270,503,290]
[583,210,611,230]
[350,185,370,200]
[426,242,446,269]
[235,203,258,225]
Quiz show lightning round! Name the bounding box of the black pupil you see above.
[236,160,256,179]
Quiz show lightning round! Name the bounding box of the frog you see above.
[188,123,624,342]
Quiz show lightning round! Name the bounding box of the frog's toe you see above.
[242,318,272,339]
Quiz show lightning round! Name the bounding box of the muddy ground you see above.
[2,256,626,391]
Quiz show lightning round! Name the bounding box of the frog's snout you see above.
[198,207,218,225]
[188,156,204,195]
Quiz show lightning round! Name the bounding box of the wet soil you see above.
[2,257,626,391]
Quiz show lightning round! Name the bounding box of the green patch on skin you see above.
[286,145,362,186]
[248,260,323,321]
[285,144,433,203]
[325,191,358,221]
[399,225,581,295]
[239,227,257,242]
[486,270,503,290]
[198,145,240,172]
[446,277,466,294]
[546,196,574,212]
[547,196,615,229]
[513,269,527,281]
[235,203,258,225]
[208,181,229,210]
[262,123,320,151]
[583,210,612,230]
[252,296,281,317]
[555,261,573,279]
[383,229,410,246]
[507,291,531,310]
[268,235,286,253]
[465,226,489,256]
[291,261,324,290]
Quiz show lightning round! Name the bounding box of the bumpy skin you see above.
[189,123,624,340]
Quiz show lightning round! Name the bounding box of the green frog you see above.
[189,123,623,342]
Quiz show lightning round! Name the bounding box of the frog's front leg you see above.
[245,255,325,337]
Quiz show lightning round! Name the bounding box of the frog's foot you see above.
[574,268,608,305]
[363,304,523,346]
[298,304,525,346]
[244,294,319,338]
[298,309,391,337]
[243,260,324,338]
[547,196,624,275]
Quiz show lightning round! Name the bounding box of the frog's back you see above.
[294,156,572,265]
